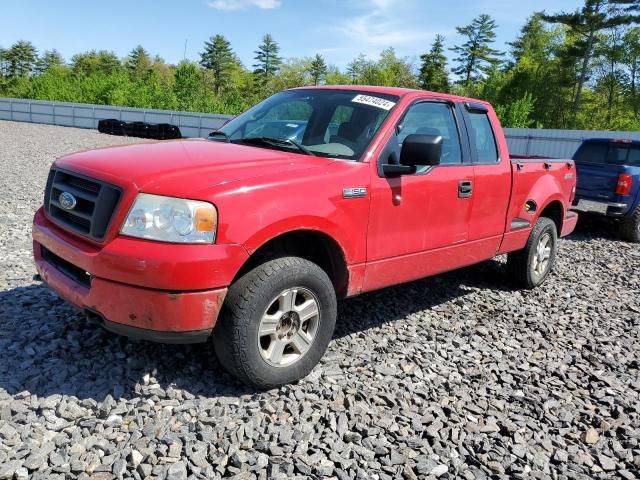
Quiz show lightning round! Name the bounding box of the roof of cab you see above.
[288,85,490,106]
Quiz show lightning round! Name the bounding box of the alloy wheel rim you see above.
[531,233,552,278]
[258,287,320,367]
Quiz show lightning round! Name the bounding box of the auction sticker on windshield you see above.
[352,94,396,111]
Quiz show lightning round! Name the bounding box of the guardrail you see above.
[1,97,639,157]
[0,97,232,138]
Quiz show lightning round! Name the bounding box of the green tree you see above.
[200,34,236,94]
[0,47,9,77]
[35,49,64,75]
[593,26,627,126]
[451,14,503,85]
[6,40,38,77]
[71,50,121,76]
[498,13,566,128]
[253,34,282,86]
[174,61,203,111]
[309,54,328,86]
[623,27,640,117]
[325,65,352,85]
[268,58,312,93]
[126,45,152,80]
[495,92,535,127]
[543,0,640,127]
[346,54,368,83]
[418,35,450,92]
[377,48,417,87]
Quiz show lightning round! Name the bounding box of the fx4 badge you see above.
[343,188,367,199]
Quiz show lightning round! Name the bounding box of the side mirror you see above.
[400,134,442,167]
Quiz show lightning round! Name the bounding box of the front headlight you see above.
[121,193,217,244]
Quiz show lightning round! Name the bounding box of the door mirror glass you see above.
[400,134,442,167]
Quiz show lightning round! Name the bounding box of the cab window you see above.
[397,102,462,165]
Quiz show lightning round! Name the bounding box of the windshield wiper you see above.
[241,137,315,156]
[208,130,231,143]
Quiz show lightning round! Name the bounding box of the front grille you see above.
[41,246,91,288]
[44,168,122,241]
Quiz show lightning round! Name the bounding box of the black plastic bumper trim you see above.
[87,310,212,344]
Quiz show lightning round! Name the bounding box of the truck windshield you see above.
[213,89,399,160]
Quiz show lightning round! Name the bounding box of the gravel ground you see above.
[0,119,639,480]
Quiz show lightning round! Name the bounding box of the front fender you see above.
[242,215,353,262]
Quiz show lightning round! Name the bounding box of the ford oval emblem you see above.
[58,191,77,210]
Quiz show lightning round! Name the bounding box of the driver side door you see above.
[364,100,476,292]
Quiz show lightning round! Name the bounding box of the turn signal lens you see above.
[195,207,216,232]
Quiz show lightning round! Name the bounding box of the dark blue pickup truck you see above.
[572,138,640,242]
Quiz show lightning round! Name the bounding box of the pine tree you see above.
[309,54,327,85]
[509,12,554,64]
[6,40,38,77]
[35,49,64,75]
[418,35,450,92]
[451,14,503,85]
[126,45,152,80]
[0,47,8,77]
[200,34,235,94]
[253,34,282,85]
[346,54,367,83]
[253,34,281,83]
[543,0,640,127]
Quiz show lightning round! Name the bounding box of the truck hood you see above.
[55,139,332,197]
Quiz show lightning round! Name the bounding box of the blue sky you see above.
[2,0,584,69]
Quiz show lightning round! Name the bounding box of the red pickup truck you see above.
[33,86,578,388]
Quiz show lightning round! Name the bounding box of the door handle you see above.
[458,180,473,198]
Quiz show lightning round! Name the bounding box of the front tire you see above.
[620,206,640,243]
[213,257,337,389]
[507,217,558,289]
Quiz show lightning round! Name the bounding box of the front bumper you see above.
[32,208,245,343]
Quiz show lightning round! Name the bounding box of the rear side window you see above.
[607,146,629,164]
[468,112,499,163]
[628,147,640,166]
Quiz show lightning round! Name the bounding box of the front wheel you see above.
[507,217,558,289]
[213,257,337,389]
[620,206,640,243]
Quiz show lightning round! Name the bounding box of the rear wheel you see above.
[213,257,337,389]
[507,217,558,289]
[620,206,640,243]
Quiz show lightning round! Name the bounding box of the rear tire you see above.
[213,257,337,389]
[507,217,558,289]
[620,206,640,243]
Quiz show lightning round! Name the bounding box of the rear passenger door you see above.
[463,104,512,249]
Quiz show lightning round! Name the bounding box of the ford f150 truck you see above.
[571,138,640,242]
[33,86,578,388]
